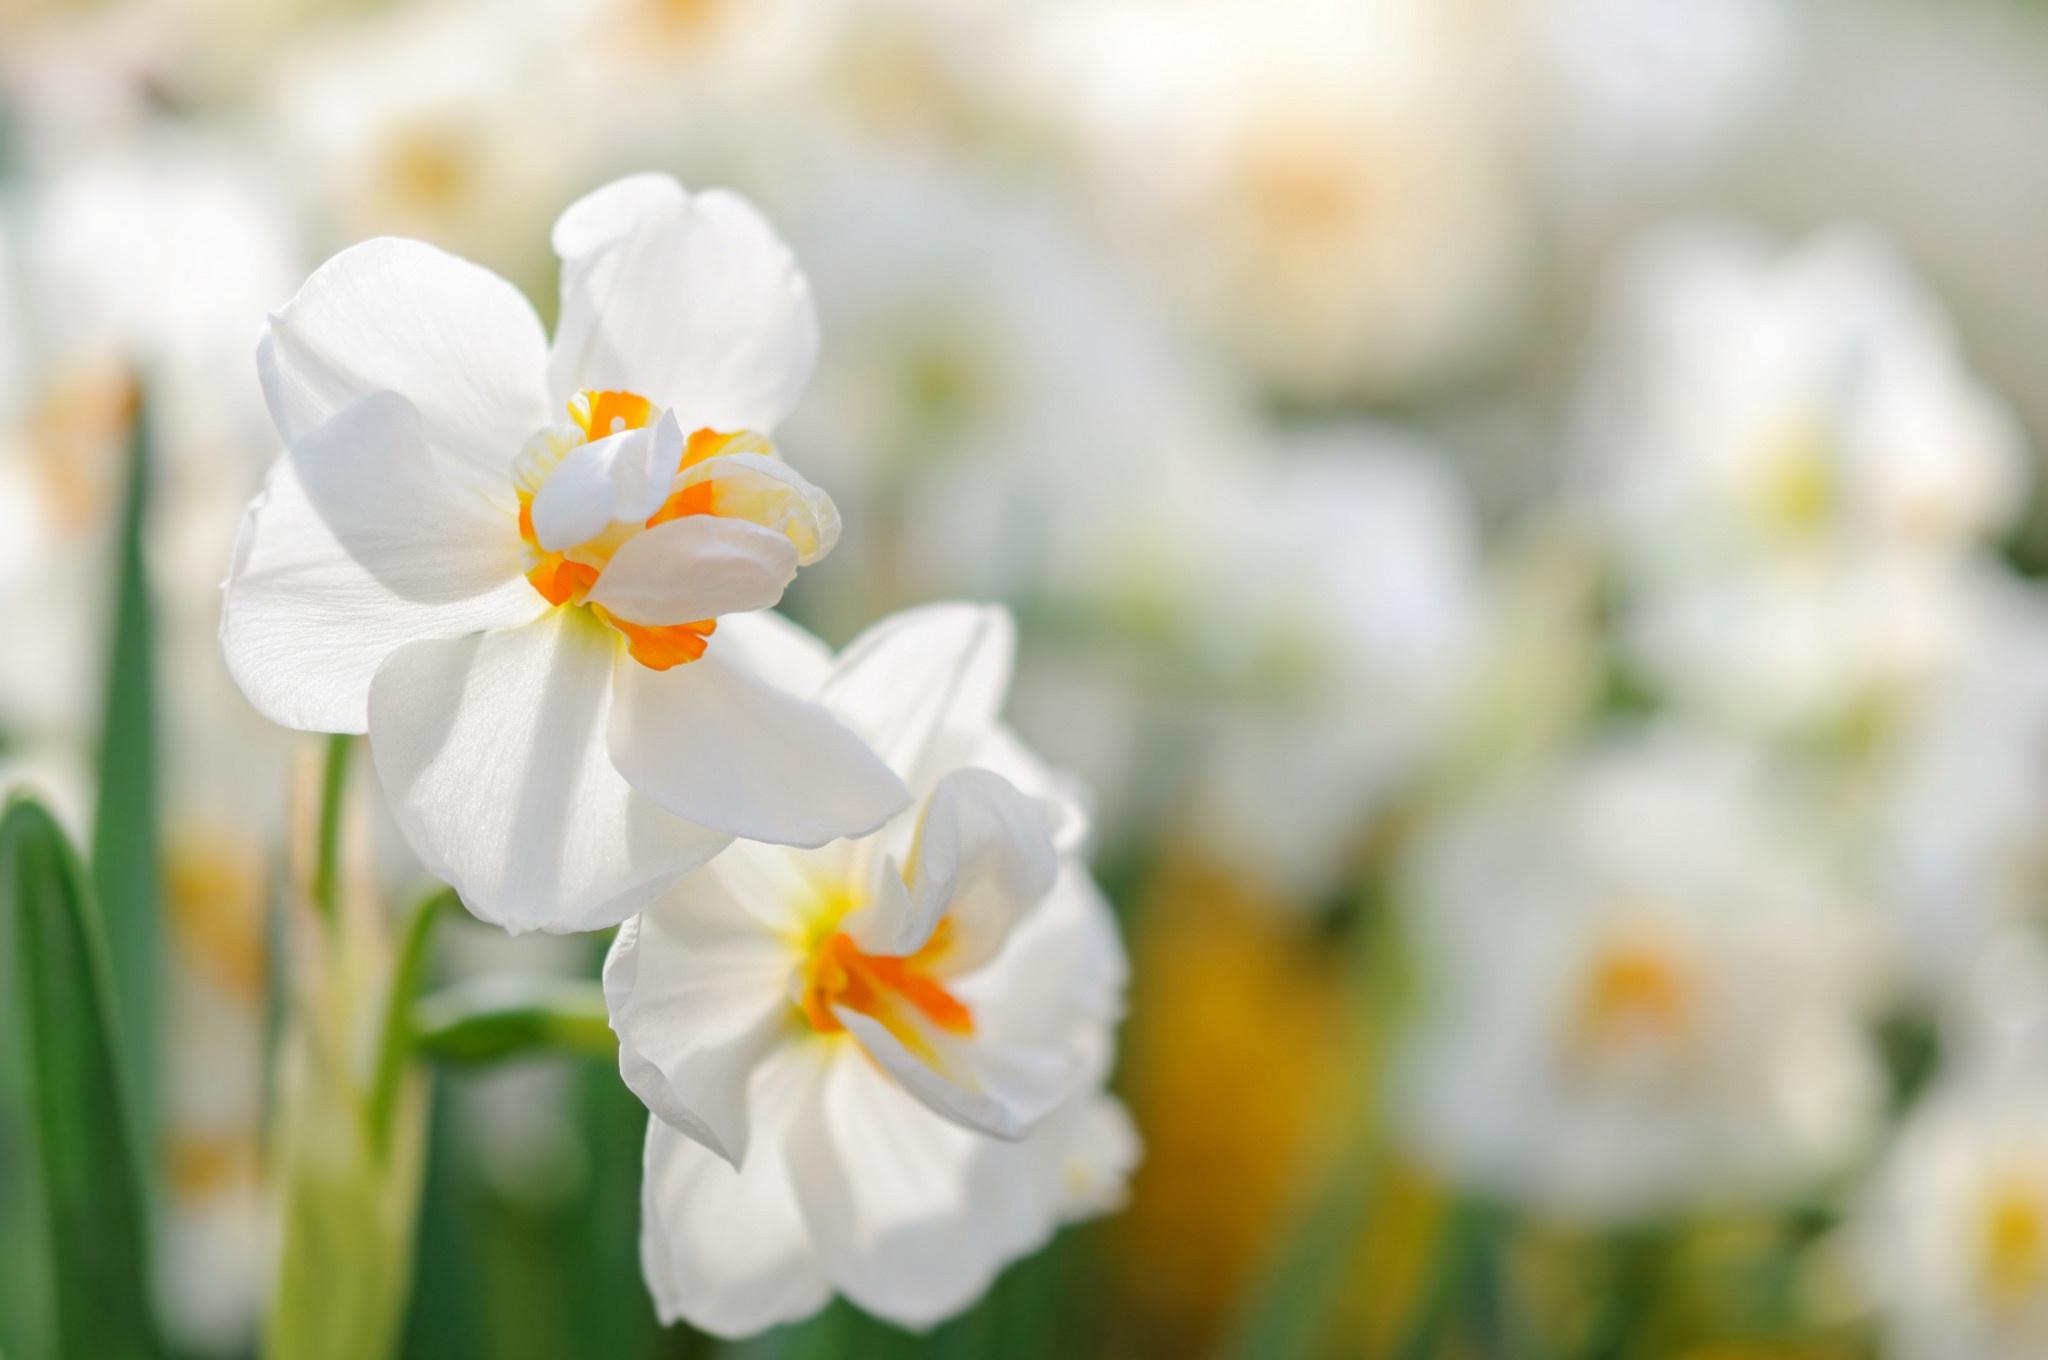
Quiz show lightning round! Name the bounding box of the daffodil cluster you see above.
[216,175,1135,1335]
[13,0,2048,1356]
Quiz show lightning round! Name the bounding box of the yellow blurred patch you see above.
[1106,851,1349,1353]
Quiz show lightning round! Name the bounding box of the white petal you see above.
[368,608,730,932]
[549,174,688,425]
[840,769,1056,967]
[587,517,797,627]
[525,438,616,552]
[911,769,1060,972]
[710,609,834,699]
[961,724,1093,855]
[1033,1093,1142,1223]
[832,1005,1073,1141]
[548,184,818,434]
[954,867,1128,1072]
[527,411,685,551]
[639,1046,833,1339]
[697,839,839,937]
[604,895,790,1166]
[261,237,550,499]
[785,1051,1047,1330]
[220,391,544,734]
[551,172,687,260]
[609,647,909,848]
[822,604,1015,786]
[678,452,841,565]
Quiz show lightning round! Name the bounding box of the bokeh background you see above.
[10,0,2048,1356]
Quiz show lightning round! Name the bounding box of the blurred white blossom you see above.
[1025,0,1528,401]
[1876,574,2048,993]
[1183,425,1487,898]
[266,0,575,286]
[778,157,1243,627]
[1579,220,2029,735]
[1398,728,1885,1221]
[1860,946,2048,1360]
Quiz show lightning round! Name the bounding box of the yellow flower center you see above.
[1749,413,1836,540]
[796,911,974,1067]
[379,123,477,217]
[1978,1173,2048,1312]
[514,388,764,670]
[1568,932,1696,1062]
[164,830,268,1001]
[1239,123,1374,254]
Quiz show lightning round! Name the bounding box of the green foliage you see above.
[89,406,161,1165]
[1219,1140,1383,1360]
[1,795,163,1360]
[265,839,441,1360]
[411,976,619,1068]
[264,934,430,1360]
[266,1064,428,1360]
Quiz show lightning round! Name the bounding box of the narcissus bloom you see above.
[605,604,1137,1336]
[221,173,910,932]
[1396,729,1884,1221]
[1859,988,2048,1360]
[1578,221,2028,735]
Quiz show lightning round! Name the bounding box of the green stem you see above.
[1467,1202,1530,1360]
[1579,1227,1667,1360]
[367,885,453,1160]
[312,733,353,929]
[410,976,619,1067]
[1390,1199,1482,1360]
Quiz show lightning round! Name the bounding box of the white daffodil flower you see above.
[1023,0,1527,400]
[1878,574,2048,994]
[1397,728,1885,1221]
[1859,950,2048,1360]
[1578,220,2028,735]
[605,604,1137,1337]
[1583,221,2027,563]
[1863,1078,2048,1360]
[1182,426,1486,899]
[220,173,912,933]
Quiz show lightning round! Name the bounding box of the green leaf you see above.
[1217,1139,1380,1360]
[369,885,453,1157]
[411,977,619,1068]
[89,402,160,1164]
[266,1032,428,1360]
[2,795,164,1360]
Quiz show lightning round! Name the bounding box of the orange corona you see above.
[1570,934,1694,1059]
[516,389,759,669]
[798,918,975,1065]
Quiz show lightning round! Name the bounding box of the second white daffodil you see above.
[221,173,910,932]
[605,604,1137,1336]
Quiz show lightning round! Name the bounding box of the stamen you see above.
[798,920,975,1064]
